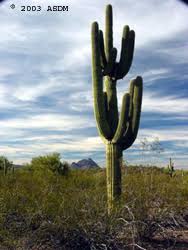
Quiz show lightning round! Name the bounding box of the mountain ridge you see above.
[71,158,99,169]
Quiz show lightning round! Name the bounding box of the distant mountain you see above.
[71,158,99,169]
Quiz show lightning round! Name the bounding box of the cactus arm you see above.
[132,76,143,134]
[99,30,107,69]
[121,76,143,150]
[105,4,113,61]
[100,30,117,77]
[103,47,117,76]
[91,22,111,139]
[112,93,130,143]
[116,30,135,80]
[126,30,135,73]
[116,25,130,79]
[128,78,135,117]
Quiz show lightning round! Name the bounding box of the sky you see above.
[0,0,188,168]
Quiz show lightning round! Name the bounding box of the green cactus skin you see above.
[91,4,143,211]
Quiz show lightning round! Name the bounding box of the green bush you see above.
[29,153,70,176]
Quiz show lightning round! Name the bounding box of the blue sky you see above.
[0,0,188,168]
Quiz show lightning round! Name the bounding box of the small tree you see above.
[30,153,70,175]
[140,137,164,166]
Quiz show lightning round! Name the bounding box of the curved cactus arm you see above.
[128,78,135,117]
[103,47,117,76]
[132,76,143,134]
[99,29,117,77]
[105,4,113,61]
[99,30,107,69]
[116,25,130,79]
[116,30,135,80]
[112,93,130,143]
[121,76,143,150]
[126,30,135,72]
[91,22,111,139]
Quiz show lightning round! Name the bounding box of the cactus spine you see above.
[91,5,143,211]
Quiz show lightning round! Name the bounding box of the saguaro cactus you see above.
[91,5,143,210]
[3,158,7,176]
[168,158,175,177]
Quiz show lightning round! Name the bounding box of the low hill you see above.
[71,158,99,169]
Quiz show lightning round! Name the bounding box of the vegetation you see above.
[24,153,70,176]
[0,156,13,176]
[91,4,143,210]
[0,160,188,249]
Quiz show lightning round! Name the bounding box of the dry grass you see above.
[0,166,188,249]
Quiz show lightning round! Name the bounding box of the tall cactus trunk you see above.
[106,143,122,211]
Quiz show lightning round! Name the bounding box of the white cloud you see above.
[0,135,104,164]
[0,66,15,79]
[69,91,93,111]
[13,76,63,101]
[139,127,188,142]
[40,136,103,152]
[143,92,188,114]
[141,68,171,85]
[156,44,188,65]
[0,114,94,131]
[0,0,187,65]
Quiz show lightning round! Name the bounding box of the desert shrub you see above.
[29,153,70,176]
